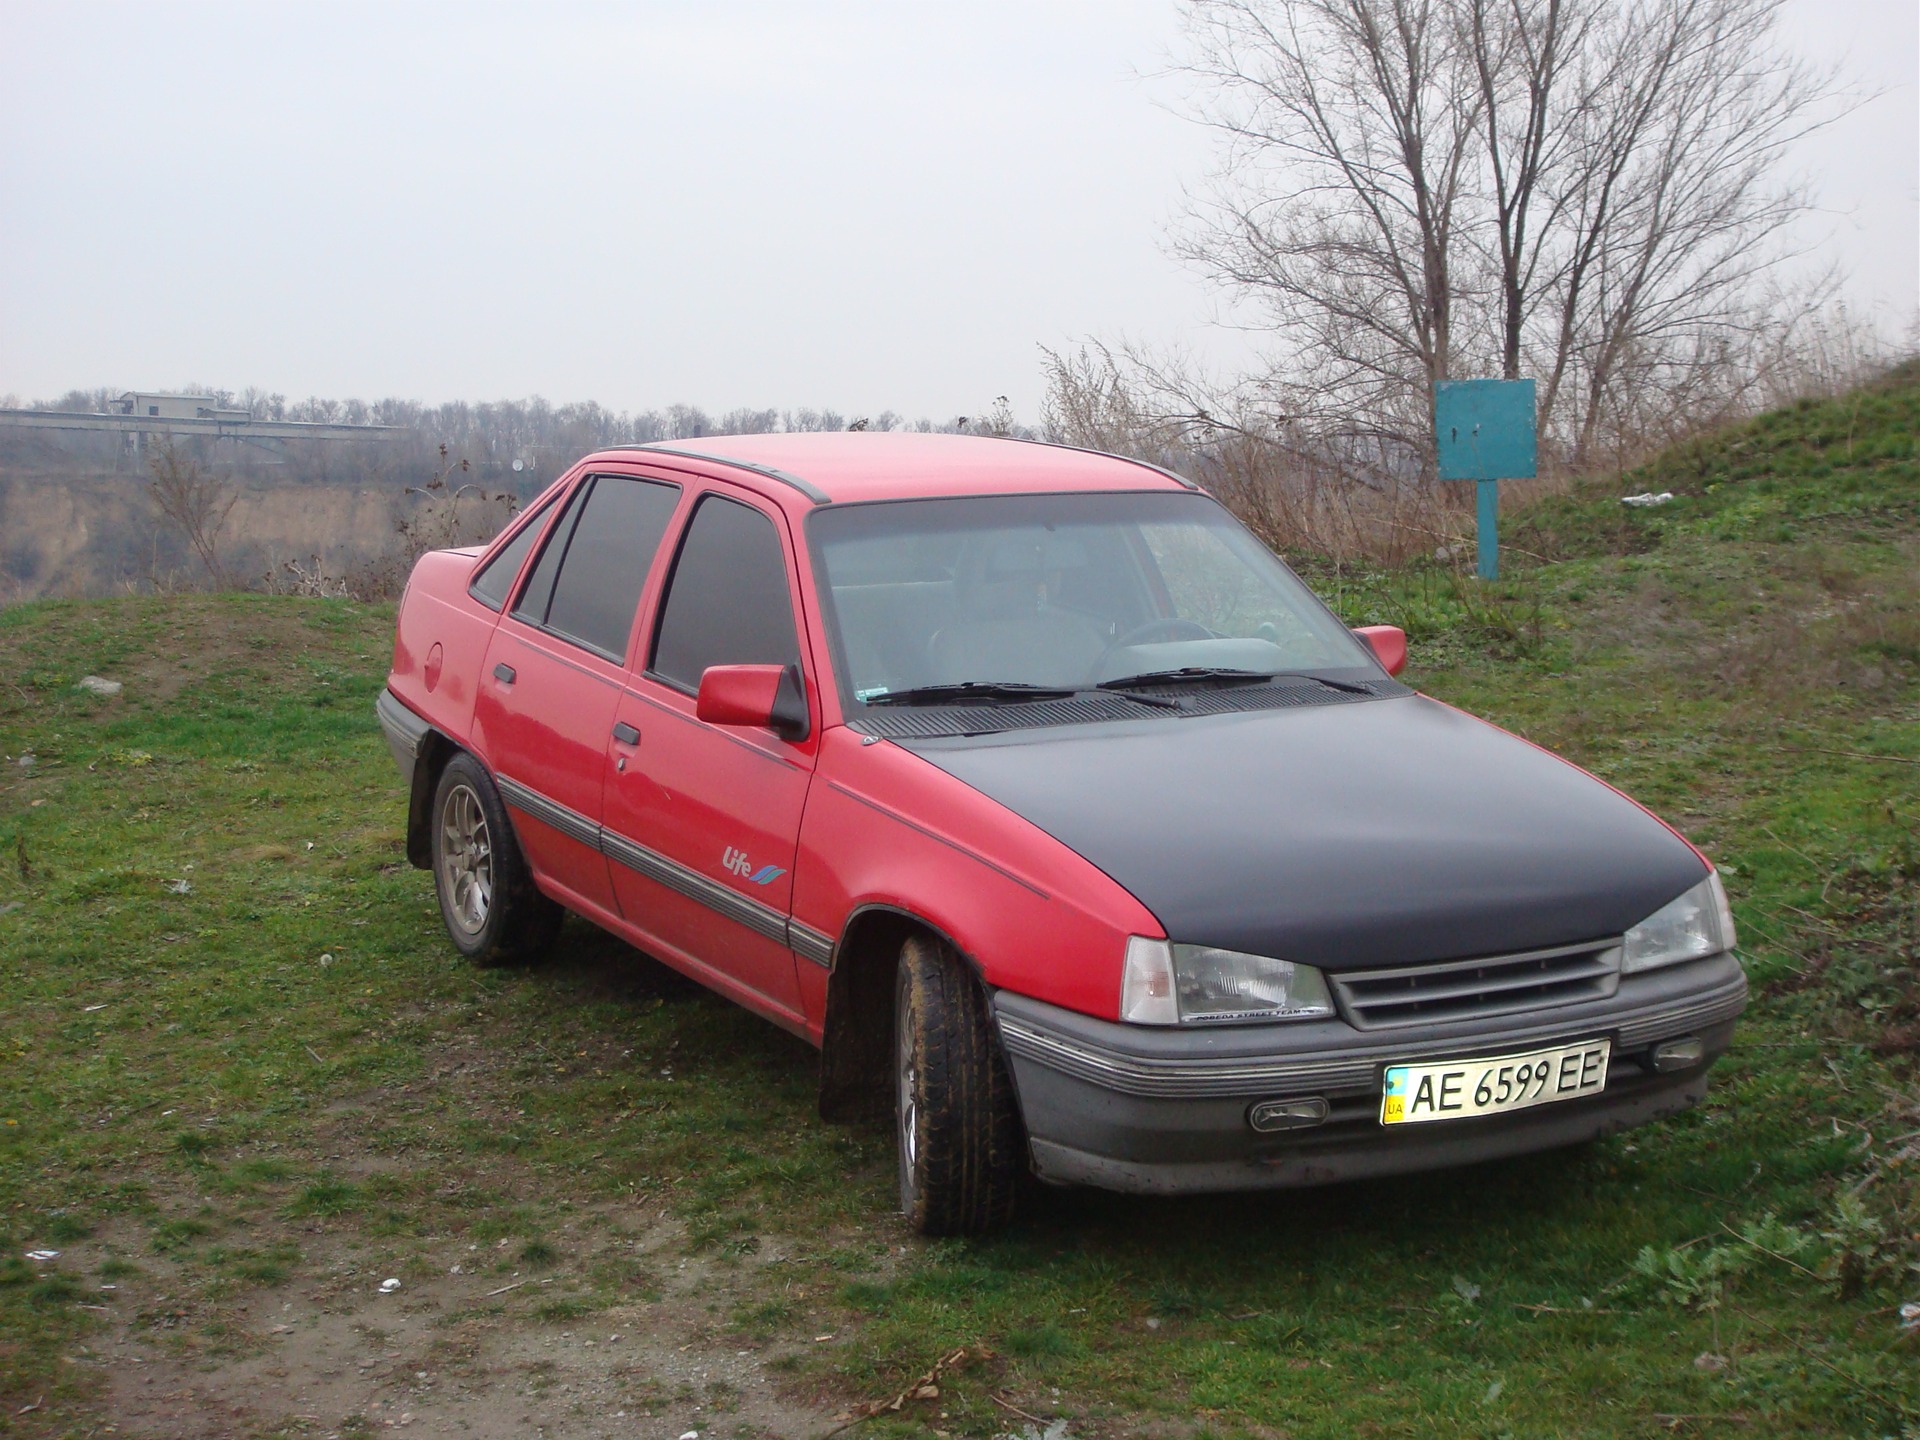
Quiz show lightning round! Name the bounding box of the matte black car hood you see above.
[898,695,1707,971]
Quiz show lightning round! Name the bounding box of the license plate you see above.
[1380,1038,1610,1125]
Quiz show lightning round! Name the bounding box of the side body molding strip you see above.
[495,773,830,965]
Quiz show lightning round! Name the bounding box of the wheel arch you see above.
[405,727,462,869]
[817,903,991,1123]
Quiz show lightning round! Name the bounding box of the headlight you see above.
[1620,873,1736,974]
[1121,937,1335,1025]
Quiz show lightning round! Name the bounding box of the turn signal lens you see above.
[1120,936,1179,1025]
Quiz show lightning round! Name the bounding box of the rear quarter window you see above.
[468,491,559,611]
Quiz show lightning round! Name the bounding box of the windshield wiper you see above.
[864,680,1183,713]
[1098,666,1272,690]
[1099,667,1373,695]
[865,681,1078,707]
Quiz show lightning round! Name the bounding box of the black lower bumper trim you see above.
[1026,1070,1710,1192]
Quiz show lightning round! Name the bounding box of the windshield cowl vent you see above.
[846,677,1401,738]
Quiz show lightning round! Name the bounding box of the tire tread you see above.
[899,934,1023,1235]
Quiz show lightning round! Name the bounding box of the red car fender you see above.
[793,727,1164,1026]
[389,547,499,752]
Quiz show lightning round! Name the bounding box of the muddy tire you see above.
[895,933,1025,1235]
[430,753,561,966]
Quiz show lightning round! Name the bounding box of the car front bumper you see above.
[993,953,1746,1193]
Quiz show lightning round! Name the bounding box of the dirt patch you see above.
[30,952,897,1440]
[71,1212,850,1440]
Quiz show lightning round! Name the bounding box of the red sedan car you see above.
[378,433,1745,1234]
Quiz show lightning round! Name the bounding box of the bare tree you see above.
[1172,0,1842,468]
[1463,0,1590,381]
[1176,0,1486,460]
[1533,0,1835,463]
[147,440,237,587]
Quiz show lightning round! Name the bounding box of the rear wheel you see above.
[431,753,561,965]
[894,933,1025,1235]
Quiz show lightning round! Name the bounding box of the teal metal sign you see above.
[1434,378,1537,579]
[1436,379,1537,480]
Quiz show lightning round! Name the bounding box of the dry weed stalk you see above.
[147,440,236,587]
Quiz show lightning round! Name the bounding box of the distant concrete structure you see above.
[0,394,404,455]
[113,392,253,423]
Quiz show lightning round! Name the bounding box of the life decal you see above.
[722,846,785,886]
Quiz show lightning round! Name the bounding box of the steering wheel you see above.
[1092,618,1217,679]
[1106,617,1215,650]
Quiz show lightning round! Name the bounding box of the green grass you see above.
[2,371,1917,1436]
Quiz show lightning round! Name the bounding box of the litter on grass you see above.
[76,676,123,696]
[165,879,192,895]
[1621,491,1675,507]
[1900,1301,1919,1332]
[25,1250,59,1261]
[379,1278,401,1293]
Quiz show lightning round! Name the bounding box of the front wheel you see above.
[895,933,1025,1235]
[430,753,561,966]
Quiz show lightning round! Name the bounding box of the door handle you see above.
[493,663,516,685]
[612,721,641,746]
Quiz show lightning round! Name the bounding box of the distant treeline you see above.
[0,386,1028,495]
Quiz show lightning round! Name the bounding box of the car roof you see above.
[591,431,1192,505]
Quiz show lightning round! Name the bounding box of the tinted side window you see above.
[651,496,800,690]
[536,476,683,660]
[512,479,591,628]
[470,491,559,611]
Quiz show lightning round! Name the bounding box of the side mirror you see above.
[695,663,810,740]
[1353,624,1407,677]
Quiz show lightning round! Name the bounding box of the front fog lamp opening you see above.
[1121,937,1334,1025]
[1650,1036,1705,1073]
[1621,873,1735,975]
[1248,1096,1329,1133]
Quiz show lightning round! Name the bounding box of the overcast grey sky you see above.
[2,0,1913,422]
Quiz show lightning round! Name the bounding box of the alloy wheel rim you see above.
[897,992,918,1183]
[438,784,493,936]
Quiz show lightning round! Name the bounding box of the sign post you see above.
[1434,378,1537,580]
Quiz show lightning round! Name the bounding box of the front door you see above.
[603,489,817,1029]
[473,471,685,916]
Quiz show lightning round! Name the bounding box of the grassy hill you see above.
[1,371,1915,1437]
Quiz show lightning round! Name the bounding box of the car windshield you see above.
[807,490,1378,709]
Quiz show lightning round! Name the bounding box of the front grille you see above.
[1330,939,1622,1031]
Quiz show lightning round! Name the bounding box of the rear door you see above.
[473,471,684,916]
[603,488,818,1029]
